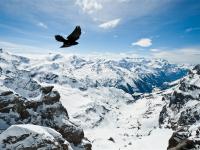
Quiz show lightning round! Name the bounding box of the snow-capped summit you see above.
[23,53,188,94]
[0,49,198,150]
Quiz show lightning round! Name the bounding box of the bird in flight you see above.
[55,26,81,48]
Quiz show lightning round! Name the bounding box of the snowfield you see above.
[1,50,199,149]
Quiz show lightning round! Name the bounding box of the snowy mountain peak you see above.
[0,50,198,150]
[20,52,189,94]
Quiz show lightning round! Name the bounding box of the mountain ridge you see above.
[0,49,199,150]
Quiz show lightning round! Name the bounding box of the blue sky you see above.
[0,0,200,63]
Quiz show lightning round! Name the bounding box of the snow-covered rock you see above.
[24,53,188,94]
[0,124,73,150]
[159,65,200,129]
[167,124,200,150]
[0,49,196,150]
[0,87,92,147]
[159,65,200,149]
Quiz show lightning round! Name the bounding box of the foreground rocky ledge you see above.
[0,86,91,150]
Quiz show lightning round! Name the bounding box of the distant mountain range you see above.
[0,49,199,150]
[26,53,188,94]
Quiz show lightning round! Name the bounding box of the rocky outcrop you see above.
[0,86,91,149]
[0,124,72,150]
[159,65,200,149]
[167,125,200,150]
[0,50,91,149]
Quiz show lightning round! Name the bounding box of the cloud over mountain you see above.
[132,38,152,47]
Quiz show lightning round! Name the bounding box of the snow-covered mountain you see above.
[159,64,200,149]
[0,49,199,150]
[0,50,91,150]
[24,53,188,94]
[0,124,74,149]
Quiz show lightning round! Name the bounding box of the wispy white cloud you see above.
[37,22,48,29]
[74,0,172,28]
[99,18,121,29]
[75,0,102,14]
[185,27,200,32]
[0,0,173,31]
[132,38,152,47]
[151,48,200,64]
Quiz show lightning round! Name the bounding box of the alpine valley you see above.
[0,49,199,150]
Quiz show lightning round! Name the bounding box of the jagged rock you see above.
[193,64,200,75]
[167,125,200,150]
[159,105,168,127]
[0,91,13,96]
[41,86,54,94]
[0,67,2,76]
[169,91,194,110]
[39,72,59,83]
[178,104,200,126]
[0,51,92,149]
[159,64,200,129]
[108,137,115,143]
[0,124,72,150]
[167,128,189,149]
[158,65,200,149]
[0,88,89,147]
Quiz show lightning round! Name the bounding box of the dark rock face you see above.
[0,124,71,150]
[159,105,168,126]
[167,127,200,150]
[159,65,200,129]
[178,104,200,126]
[193,64,200,75]
[0,87,91,148]
[108,137,115,143]
[169,91,195,111]
[41,86,54,94]
[158,65,200,149]
[38,72,59,83]
[0,50,91,149]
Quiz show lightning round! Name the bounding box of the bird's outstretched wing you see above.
[67,26,81,42]
[55,35,66,42]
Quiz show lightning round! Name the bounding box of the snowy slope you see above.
[0,50,91,149]
[0,49,196,150]
[83,91,173,150]
[22,52,188,94]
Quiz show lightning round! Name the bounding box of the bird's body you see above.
[60,41,78,48]
[55,26,81,48]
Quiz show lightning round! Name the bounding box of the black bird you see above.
[55,26,81,48]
